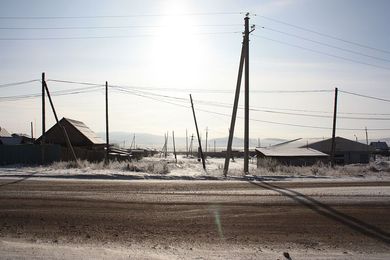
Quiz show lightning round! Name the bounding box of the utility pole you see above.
[224,14,254,176]
[214,140,216,152]
[205,127,208,154]
[190,134,194,156]
[365,127,369,146]
[244,15,250,174]
[30,122,33,139]
[190,94,206,170]
[172,131,177,163]
[41,73,46,164]
[105,81,109,165]
[186,129,189,157]
[330,87,338,167]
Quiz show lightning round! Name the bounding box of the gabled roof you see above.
[370,141,389,150]
[0,126,12,137]
[256,147,329,157]
[36,117,104,146]
[64,118,104,145]
[305,136,374,153]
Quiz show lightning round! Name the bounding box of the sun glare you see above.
[147,1,206,86]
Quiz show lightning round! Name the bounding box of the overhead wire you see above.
[252,34,390,71]
[340,90,390,103]
[0,31,240,41]
[257,25,390,63]
[2,78,390,130]
[42,78,390,115]
[256,14,390,55]
[0,79,40,88]
[0,24,243,30]
[110,87,390,131]
[0,12,243,20]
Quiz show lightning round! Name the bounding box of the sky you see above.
[1,0,390,143]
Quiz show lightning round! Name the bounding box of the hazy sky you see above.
[1,0,389,142]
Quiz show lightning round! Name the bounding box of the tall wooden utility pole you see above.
[190,134,194,156]
[186,129,189,157]
[172,131,177,163]
[205,127,208,154]
[41,73,46,164]
[330,87,338,167]
[105,81,109,165]
[244,15,250,174]
[224,17,254,176]
[365,127,369,146]
[190,94,206,170]
[30,122,33,139]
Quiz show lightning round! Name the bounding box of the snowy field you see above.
[1,155,390,182]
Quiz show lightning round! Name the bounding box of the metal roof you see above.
[256,147,329,157]
[63,118,105,145]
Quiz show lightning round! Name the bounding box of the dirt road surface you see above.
[1,179,389,259]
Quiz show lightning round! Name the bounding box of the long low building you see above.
[304,137,374,164]
[256,147,329,166]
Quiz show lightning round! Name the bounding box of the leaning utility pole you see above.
[330,87,338,167]
[190,94,206,170]
[244,15,250,174]
[43,78,78,163]
[105,81,109,165]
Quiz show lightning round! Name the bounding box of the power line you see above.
[46,78,390,115]
[256,14,390,55]
[0,24,242,30]
[0,79,40,88]
[252,34,390,71]
[340,90,390,103]
[0,31,240,41]
[46,79,104,87]
[109,86,390,127]
[0,12,242,20]
[0,86,102,101]
[48,77,333,94]
[258,25,390,63]
[2,79,389,130]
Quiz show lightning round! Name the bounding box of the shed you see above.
[36,118,105,148]
[370,141,389,156]
[304,136,374,164]
[256,147,329,166]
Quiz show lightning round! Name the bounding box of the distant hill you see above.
[97,132,286,150]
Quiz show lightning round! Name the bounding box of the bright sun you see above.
[147,1,206,86]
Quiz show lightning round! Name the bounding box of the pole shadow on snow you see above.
[248,179,390,246]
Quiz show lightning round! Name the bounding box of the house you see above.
[256,146,329,166]
[0,126,21,145]
[370,141,389,156]
[36,117,105,148]
[304,136,374,164]
[11,133,34,144]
